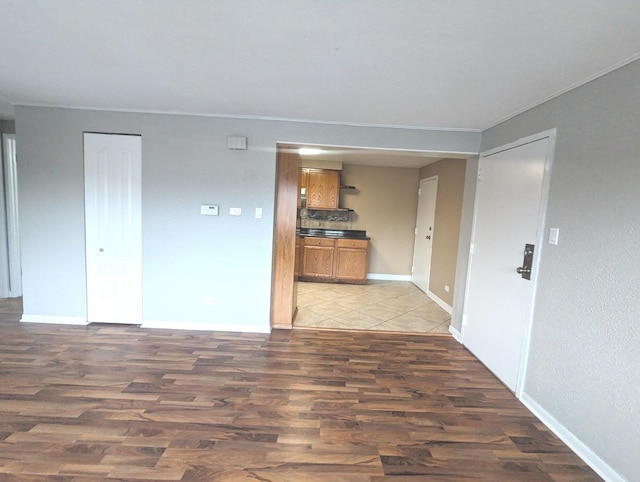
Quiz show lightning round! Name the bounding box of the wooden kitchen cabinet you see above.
[334,238,369,283]
[297,168,308,209]
[300,237,369,284]
[294,235,302,279]
[306,169,339,209]
[302,237,335,279]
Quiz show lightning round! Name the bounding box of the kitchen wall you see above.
[419,158,466,306]
[339,164,420,276]
[15,106,480,332]
[463,60,639,480]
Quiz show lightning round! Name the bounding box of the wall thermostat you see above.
[200,204,219,216]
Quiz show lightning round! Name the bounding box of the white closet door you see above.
[84,133,142,324]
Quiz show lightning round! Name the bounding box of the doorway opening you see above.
[271,143,469,334]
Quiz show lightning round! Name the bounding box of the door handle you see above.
[517,243,534,280]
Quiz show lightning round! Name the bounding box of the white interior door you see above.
[412,177,437,293]
[463,132,554,392]
[84,133,142,324]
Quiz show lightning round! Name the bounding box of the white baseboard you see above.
[520,392,625,482]
[367,273,412,281]
[448,324,462,342]
[21,314,87,325]
[427,290,453,314]
[141,320,271,334]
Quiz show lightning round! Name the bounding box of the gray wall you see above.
[0,119,16,134]
[479,60,640,480]
[15,106,480,331]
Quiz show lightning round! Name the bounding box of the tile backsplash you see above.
[299,208,353,230]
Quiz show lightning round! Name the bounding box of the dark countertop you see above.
[298,228,369,240]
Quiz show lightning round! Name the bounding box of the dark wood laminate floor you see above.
[0,298,600,481]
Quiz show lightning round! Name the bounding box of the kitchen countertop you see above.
[297,228,369,240]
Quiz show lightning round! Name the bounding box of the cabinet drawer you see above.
[336,238,368,249]
[304,237,335,247]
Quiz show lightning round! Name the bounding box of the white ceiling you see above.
[1,1,640,131]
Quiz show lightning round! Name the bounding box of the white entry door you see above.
[84,133,142,324]
[412,177,437,293]
[463,131,554,392]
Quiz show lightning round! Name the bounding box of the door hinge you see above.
[469,243,475,256]
[477,168,483,181]
[418,188,421,196]
[415,227,418,235]
[411,265,415,273]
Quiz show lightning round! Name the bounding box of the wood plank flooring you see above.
[0,298,601,481]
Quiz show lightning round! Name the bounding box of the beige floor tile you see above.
[409,304,451,323]
[341,293,390,305]
[308,301,353,318]
[329,312,382,330]
[298,291,342,306]
[387,311,433,324]
[377,297,426,312]
[310,318,351,329]
[294,281,452,335]
[333,296,374,310]
[294,309,328,326]
[429,321,452,334]
[395,292,434,305]
[357,304,405,322]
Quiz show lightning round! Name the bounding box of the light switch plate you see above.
[255,207,263,219]
[229,207,242,216]
[549,227,560,245]
[227,136,248,150]
[200,204,219,216]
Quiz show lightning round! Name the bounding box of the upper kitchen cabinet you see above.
[297,168,308,209]
[306,169,339,210]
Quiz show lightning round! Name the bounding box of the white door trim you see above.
[2,134,21,297]
[461,128,556,397]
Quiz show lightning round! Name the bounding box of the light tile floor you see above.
[295,280,451,334]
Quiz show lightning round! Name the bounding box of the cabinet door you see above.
[294,236,302,278]
[306,169,339,209]
[335,239,369,282]
[302,246,335,278]
[298,168,308,209]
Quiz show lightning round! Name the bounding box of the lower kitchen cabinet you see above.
[334,238,369,282]
[300,237,369,284]
[294,235,302,279]
[302,237,335,279]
